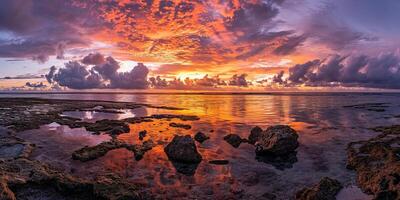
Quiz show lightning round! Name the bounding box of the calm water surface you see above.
[3,93,400,199]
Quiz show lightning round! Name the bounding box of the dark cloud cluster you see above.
[25,82,46,88]
[228,74,249,87]
[272,52,400,89]
[46,53,149,89]
[149,74,252,89]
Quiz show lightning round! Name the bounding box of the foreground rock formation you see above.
[0,128,151,200]
[347,125,400,199]
[295,177,342,200]
[164,135,202,175]
[255,125,299,156]
[164,135,202,163]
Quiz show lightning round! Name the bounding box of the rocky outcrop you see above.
[295,177,342,200]
[72,139,155,162]
[347,125,400,199]
[0,158,150,200]
[169,123,192,130]
[139,130,147,140]
[164,135,202,163]
[223,134,245,148]
[194,132,210,143]
[255,125,299,156]
[248,126,263,144]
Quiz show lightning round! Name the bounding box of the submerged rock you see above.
[256,151,298,170]
[126,139,155,161]
[295,177,343,200]
[347,125,400,199]
[139,130,147,140]
[223,134,245,148]
[209,160,229,165]
[164,135,202,163]
[255,125,299,156]
[194,132,210,143]
[169,122,192,130]
[248,126,263,144]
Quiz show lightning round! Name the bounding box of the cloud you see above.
[272,51,400,89]
[82,53,106,65]
[46,53,150,89]
[25,82,46,88]
[228,74,249,87]
[149,74,226,89]
[0,0,103,62]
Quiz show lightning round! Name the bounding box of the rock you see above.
[194,132,209,143]
[0,158,150,200]
[73,139,155,162]
[248,126,263,144]
[347,125,400,199]
[209,160,229,165]
[0,136,34,160]
[223,134,244,148]
[262,192,277,200]
[125,139,155,161]
[255,125,299,156]
[164,135,202,163]
[138,130,147,140]
[72,139,125,162]
[295,177,343,200]
[169,122,192,130]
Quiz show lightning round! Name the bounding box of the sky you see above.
[0,0,400,91]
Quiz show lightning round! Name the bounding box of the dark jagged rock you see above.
[347,125,400,199]
[223,134,245,148]
[73,139,155,162]
[255,125,299,156]
[295,177,343,200]
[169,123,191,130]
[125,139,155,161]
[0,158,150,200]
[72,139,125,162]
[164,135,202,163]
[209,160,229,165]
[139,130,147,140]
[248,126,263,144]
[194,132,210,143]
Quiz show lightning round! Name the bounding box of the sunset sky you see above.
[1,0,400,91]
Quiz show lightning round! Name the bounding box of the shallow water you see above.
[5,92,400,199]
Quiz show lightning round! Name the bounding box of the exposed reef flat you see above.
[347,124,400,199]
[0,98,198,134]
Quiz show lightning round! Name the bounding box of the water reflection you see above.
[9,93,400,199]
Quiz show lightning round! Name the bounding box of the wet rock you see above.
[209,160,229,165]
[85,119,130,135]
[295,177,343,200]
[248,126,263,144]
[72,139,125,161]
[255,125,299,156]
[73,139,155,162]
[126,139,155,161]
[139,130,147,140]
[169,122,191,130]
[0,136,34,160]
[347,125,400,199]
[164,135,202,163]
[223,134,245,148]
[194,132,209,143]
[0,158,150,200]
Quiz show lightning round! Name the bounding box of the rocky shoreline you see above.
[0,98,398,199]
